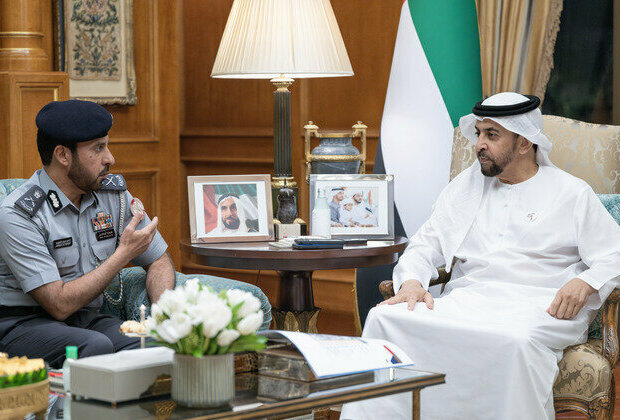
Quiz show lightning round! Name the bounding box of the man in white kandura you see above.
[341,92,620,419]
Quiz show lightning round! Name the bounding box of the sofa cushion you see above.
[553,339,612,401]
[0,179,27,204]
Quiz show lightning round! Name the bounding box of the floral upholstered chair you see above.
[0,179,271,330]
[380,115,620,419]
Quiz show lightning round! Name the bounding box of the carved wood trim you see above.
[602,289,620,367]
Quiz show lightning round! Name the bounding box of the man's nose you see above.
[104,149,116,166]
[475,139,487,152]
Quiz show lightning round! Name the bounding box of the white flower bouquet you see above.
[145,279,267,356]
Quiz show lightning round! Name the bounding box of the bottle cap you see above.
[66,346,78,360]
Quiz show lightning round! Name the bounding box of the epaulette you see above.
[100,174,127,191]
[14,185,46,217]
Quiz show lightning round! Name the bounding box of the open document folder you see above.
[259,330,413,379]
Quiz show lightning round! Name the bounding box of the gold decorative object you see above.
[0,379,49,420]
[304,121,368,182]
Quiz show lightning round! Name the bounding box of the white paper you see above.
[260,331,413,379]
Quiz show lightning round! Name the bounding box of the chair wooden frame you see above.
[379,273,619,419]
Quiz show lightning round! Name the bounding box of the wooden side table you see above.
[182,237,408,332]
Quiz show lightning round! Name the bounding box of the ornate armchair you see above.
[379,115,620,419]
[0,179,271,331]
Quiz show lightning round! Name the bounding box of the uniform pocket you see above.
[50,244,80,278]
[91,241,114,263]
[50,244,79,268]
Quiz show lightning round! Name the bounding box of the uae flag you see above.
[356,0,483,326]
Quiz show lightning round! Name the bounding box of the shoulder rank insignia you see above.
[14,185,46,217]
[100,174,127,191]
[46,190,62,213]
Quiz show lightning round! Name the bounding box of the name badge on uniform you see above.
[91,211,116,241]
[53,237,73,249]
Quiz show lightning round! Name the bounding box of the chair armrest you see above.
[379,268,453,301]
[379,281,394,300]
[602,288,620,366]
[429,267,451,287]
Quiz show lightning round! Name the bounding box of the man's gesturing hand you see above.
[378,279,434,311]
[117,212,158,262]
[547,278,596,320]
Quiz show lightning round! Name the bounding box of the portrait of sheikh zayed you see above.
[203,186,259,236]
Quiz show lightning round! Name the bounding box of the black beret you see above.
[35,99,113,143]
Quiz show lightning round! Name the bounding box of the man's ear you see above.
[52,145,72,168]
[518,137,534,155]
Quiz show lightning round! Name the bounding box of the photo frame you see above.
[188,175,274,244]
[309,174,394,239]
[54,0,137,105]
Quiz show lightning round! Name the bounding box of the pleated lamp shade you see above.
[211,0,354,79]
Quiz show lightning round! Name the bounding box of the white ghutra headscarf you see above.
[458,92,554,167]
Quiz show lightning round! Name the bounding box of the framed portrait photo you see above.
[188,175,274,243]
[309,174,394,239]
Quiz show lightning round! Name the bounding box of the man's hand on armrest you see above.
[547,278,596,320]
[29,213,158,321]
[378,279,434,311]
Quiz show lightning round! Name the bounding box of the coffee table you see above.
[52,367,444,420]
[182,237,408,332]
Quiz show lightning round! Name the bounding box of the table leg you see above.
[272,270,321,333]
[412,390,420,420]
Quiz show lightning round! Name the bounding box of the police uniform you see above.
[0,100,168,368]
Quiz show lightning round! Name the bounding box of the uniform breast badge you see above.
[92,211,116,241]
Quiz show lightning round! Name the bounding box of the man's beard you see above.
[478,142,518,177]
[68,155,108,193]
[223,216,241,230]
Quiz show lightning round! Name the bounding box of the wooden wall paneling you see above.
[181,0,401,335]
[104,0,181,264]
[0,72,69,179]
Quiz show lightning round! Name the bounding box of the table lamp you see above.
[211,0,353,222]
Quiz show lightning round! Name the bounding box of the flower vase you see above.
[171,353,234,408]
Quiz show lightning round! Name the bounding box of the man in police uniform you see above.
[0,100,175,367]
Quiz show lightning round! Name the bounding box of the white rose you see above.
[201,299,233,338]
[197,289,220,307]
[226,290,261,318]
[158,288,186,316]
[183,278,201,303]
[155,313,193,343]
[216,329,240,347]
[237,311,263,335]
[150,303,164,322]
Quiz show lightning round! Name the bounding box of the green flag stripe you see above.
[408,0,482,126]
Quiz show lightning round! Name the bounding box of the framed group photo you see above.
[188,175,274,243]
[309,174,394,239]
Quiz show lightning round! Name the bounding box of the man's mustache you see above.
[99,165,110,176]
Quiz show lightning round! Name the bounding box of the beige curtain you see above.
[475,0,564,101]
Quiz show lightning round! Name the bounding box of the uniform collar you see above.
[37,168,98,214]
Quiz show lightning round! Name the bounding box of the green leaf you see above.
[207,339,218,355]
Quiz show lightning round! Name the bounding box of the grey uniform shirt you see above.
[0,169,168,308]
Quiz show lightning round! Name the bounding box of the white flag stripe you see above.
[381,1,454,237]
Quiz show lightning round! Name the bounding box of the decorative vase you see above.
[310,137,361,174]
[171,353,234,408]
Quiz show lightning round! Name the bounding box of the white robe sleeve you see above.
[392,209,446,292]
[573,187,620,304]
